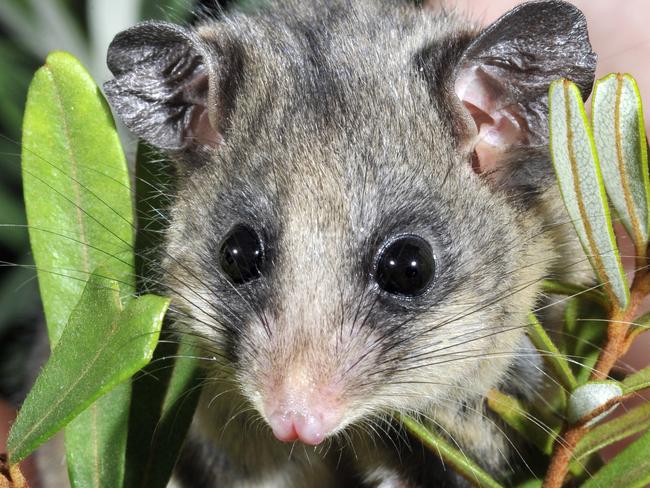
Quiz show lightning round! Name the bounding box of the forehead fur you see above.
[193,0,474,152]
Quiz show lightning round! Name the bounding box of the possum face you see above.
[105,0,595,446]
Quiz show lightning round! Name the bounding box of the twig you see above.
[543,267,650,488]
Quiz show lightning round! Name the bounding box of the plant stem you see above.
[592,269,650,380]
[543,268,650,488]
[543,426,586,488]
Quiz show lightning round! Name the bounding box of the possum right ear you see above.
[453,0,596,178]
[104,21,224,151]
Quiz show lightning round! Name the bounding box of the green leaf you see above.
[21,51,134,345]
[540,280,608,309]
[515,481,541,488]
[549,79,629,309]
[573,401,650,463]
[398,414,504,488]
[573,322,607,386]
[560,298,608,385]
[133,143,173,290]
[65,384,130,488]
[7,272,169,464]
[581,428,650,488]
[527,313,577,391]
[122,143,201,488]
[622,365,650,394]
[592,73,650,252]
[124,340,202,488]
[486,390,559,455]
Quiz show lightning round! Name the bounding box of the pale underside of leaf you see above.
[548,79,629,309]
[566,381,622,426]
[592,73,650,252]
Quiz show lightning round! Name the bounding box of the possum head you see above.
[105,0,595,446]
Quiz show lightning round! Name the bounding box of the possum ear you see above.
[454,0,596,177]
[104,21,224,150]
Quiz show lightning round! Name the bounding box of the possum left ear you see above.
[453,0,596,177]
[104,21,224,151]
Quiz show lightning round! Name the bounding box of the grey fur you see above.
[104,1,596,486]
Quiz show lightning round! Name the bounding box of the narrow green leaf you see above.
[527,314,577,391]
[398,414,503,488]
[515,480,541,488]
[22,51,134,345]
[563,298,580,339]
[581,428,650,488]
[133,143,173,290]
[560,298,608,384]
[573,401,650,462]
[592,73,649,252]
[540,280,608,309]
[486,390,558,455]
[573,322,608,386]
[7,273,168,464]
[125,341,202,488]
[65,384,130,488]
[122,143,201,488]
[622,365,650,394]
[549,79,629,309]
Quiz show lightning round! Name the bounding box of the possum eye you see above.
[219,225,264,284]
[375,235,435,297]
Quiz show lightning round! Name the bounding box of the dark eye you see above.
[219,225,264,284]
[375,235,435,297]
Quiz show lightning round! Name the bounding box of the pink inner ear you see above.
[455,66,528,175]
[188,105,223,146]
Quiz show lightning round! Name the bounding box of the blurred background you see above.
[0,0,648,478]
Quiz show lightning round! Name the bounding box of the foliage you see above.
[0,0,195,404]
[6,52,197,488]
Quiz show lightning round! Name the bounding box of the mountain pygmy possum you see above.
[102,0,596,486]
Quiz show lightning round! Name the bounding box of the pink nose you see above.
[268,410,336,445]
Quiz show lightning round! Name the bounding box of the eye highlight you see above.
[375,235,435,297]
[219,225,264,284]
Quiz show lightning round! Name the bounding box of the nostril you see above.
[268,410,334,446]
[292,413,325,446]
[264,384,345,445]
[268,411,299,442]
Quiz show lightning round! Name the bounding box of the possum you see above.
[103,0,596,486]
